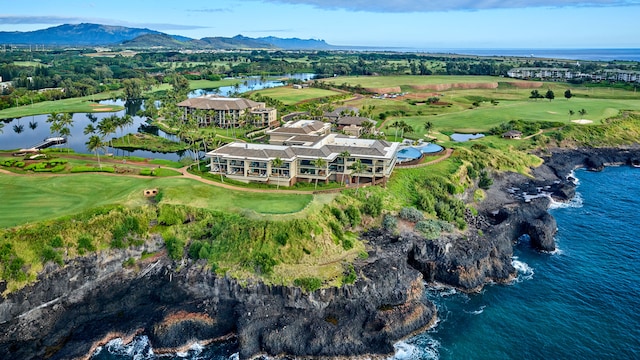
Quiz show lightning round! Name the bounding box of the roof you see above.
[268,120,329,135]
[337,116,374,126]
[503,130,523,137]
[207,134,400,162]
[177,95,261,111]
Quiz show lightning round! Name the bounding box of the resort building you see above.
[508,67,640,84]
[177,95,278,129]
[502,130,523,139]
[206,133,401,187]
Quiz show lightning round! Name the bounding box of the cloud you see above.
[0,16,207,31]
[253,0,640,12]
[186,8,231,13]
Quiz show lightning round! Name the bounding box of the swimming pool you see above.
[397,143,444,162]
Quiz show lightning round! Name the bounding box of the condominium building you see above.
[177,95,278,128]
[206,133,401,187]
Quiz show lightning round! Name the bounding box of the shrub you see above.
[415,220,441,240]
[361,194,383,217]
[479,170,493,189]
[41,245,63,265]
[77,235,96,255]
[294,277,323,292]
[330,207,348,226]
[329,221,344,242]
[251,252,277,275]
[382,214,398,232]
[343,264,357,284]
[49,235,64,248]
[158,205,185,226]
[344,205,361,227]
[123,258,136,268]
[70,166,115,173]
[164,235,185,260]
[399,207,424,222]
[341,237,354,250]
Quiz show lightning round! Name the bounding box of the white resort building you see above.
[177,95,278,129]
[206,133,401,187]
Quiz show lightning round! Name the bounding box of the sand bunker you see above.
[572,119,593,124]
[92,107,113,111]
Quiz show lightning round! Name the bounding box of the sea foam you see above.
[511,257,534,283]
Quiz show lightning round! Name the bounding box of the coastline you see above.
[1,146,640,359]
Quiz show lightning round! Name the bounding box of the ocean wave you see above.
[464,305,486,315]
[94,335,155,359]
[511,257,534,283]
[548,192,583,210]
[391,337,440,360]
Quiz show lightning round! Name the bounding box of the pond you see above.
[450,133,485,142]
[0,73,316,160]
[0,99,186,161]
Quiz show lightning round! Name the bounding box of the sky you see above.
[0,0,639,49]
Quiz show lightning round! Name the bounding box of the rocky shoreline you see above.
[1,146,639,360]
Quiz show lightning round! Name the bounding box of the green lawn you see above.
[0,91,123,119]
[250,87,343,105]
[321,75,529,89]
[0,174,313,228]
[397,97,640,134]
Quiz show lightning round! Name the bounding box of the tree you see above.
[424,121,433,134]
[97,116,117,151]
[390,120,401,141]
[312,158,327,190]
[564,89,573,100]
[272,157,283,189]
[530,90,542,100]
[59,112,74,152]
[349,159,367,193]
[0,122,3,134]
[86,135,103,169]
[171,75,190,95]
[122,79,143,100]
[578,108,587,117]
[545,89,555,101]
[399,121,413,138]
[46,112,62,137]
[339,150,351,186]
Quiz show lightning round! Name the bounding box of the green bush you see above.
[40,245,64,265]
[329,221,344,242]
[70,166,115,173]
[361,194,383,217]
[164,235,185,260]
[123,258,136,268]
[77,235,96,255]
[294,277,323,292]
[344,205,361,227]
[158,205,186,226]
[382,214,398,232]
[343,264,357,284]
[49,235,64,248]
[399,207,424,222]
[250,252,277,275]
[478,170,493,189]
[330,207,348,226]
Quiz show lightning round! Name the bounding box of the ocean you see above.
[92,165,640,359]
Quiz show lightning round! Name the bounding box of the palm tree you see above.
[578,108,587,117]
[390,120,401,141]
[86,135,104,169]
[424,121,433,134]
[399,120,413,138]
[272,157,283,189]
[46,112,62,137]
[312,158,327,189]
[59,113,74,153]
[569,110,575,118]
[339,150,351,186]
[97,116,117,151]
[349,159,367,194]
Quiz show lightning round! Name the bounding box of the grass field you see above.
[250,86,343,105]
[0,174,313,228]
[322,75,529,89]
[395,97,640,134]
[0,91,123,119]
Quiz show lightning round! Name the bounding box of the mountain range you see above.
[0,23,335,50]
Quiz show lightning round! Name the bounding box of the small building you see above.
[324,106,359,122]
[502,130,523,139]
[266,120,331,145]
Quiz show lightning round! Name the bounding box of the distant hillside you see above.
[0,23,165,46]
[197,35,277,50]
[121,33,191,49]
[0,23,339,50]
[258,36,332,50]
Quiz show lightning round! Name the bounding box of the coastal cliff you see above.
[2,147,639,360]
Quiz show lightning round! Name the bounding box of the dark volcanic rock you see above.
[526,213,558,252]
